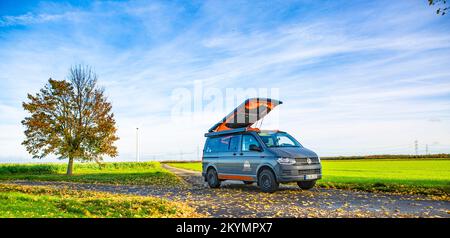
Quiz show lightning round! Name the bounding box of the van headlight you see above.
[277,157,296,165]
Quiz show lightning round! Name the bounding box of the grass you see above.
[167,162,202,172]
[0,184,202,218]
[166,159,450,197]
[0,162,182,186]
[319,159,450,196]
[2,160,448,197]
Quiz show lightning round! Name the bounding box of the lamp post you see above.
[136,127,140,162]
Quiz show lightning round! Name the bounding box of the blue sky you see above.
[0,0,450,162]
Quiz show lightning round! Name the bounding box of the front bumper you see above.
[276,163,322,183]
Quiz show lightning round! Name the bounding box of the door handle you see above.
[239,153,243,156]
[233,153,237,156]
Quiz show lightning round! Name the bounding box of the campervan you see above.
[202,98,322,192]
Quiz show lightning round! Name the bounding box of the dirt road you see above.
[6,165,450,217]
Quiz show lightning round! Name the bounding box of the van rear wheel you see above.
[258,169,279,193]
[206,168,221,188]
[297,180,316,190]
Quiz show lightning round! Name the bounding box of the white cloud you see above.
[0,0,449,162]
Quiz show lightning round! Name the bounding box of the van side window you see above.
[205,136,239,153]
[217,136,231,151]
[229,135,240,152]
[241,135,261,152]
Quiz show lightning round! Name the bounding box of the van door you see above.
[223,135,241,175]
[239,134,263,178]
[214,135,239,175]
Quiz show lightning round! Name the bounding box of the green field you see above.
[0,162,182,186]
[166,159,450,196]
[167,162,203,172]
[1,159,449,197]
[0,184,201,218]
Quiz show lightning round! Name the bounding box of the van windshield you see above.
[257,132,302,148]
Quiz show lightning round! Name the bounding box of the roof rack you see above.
[204,127,260,137]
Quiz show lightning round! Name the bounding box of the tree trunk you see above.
[66,157,74,176]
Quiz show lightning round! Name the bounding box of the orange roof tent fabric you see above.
[208,98,282,133]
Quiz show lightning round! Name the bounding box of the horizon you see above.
[1,153,449,164]
[1,0,450,163]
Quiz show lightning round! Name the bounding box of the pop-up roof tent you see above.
[205,98,282,137]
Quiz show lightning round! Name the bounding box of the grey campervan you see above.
[202,98,322,193]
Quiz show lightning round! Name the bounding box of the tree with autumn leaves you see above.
[22,65,119,175]
[429,0,448,15]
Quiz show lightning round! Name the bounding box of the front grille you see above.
[282,168,321,176]
[298,169,321,175]
[282,170,292,176]
[295,157,320,165]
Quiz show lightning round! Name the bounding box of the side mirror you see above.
[249,144,262,152]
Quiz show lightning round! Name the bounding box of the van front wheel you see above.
[206,168,221,188]
[258,169,279,193]
[297,180,316,190]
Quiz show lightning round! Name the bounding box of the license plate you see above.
[304,174,318,180]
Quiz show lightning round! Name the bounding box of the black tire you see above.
[243,181,254,185]
[206,168,221,188]
[258,169,279,193]
[297,180,316,190]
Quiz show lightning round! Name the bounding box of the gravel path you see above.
[4,165,449,218]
